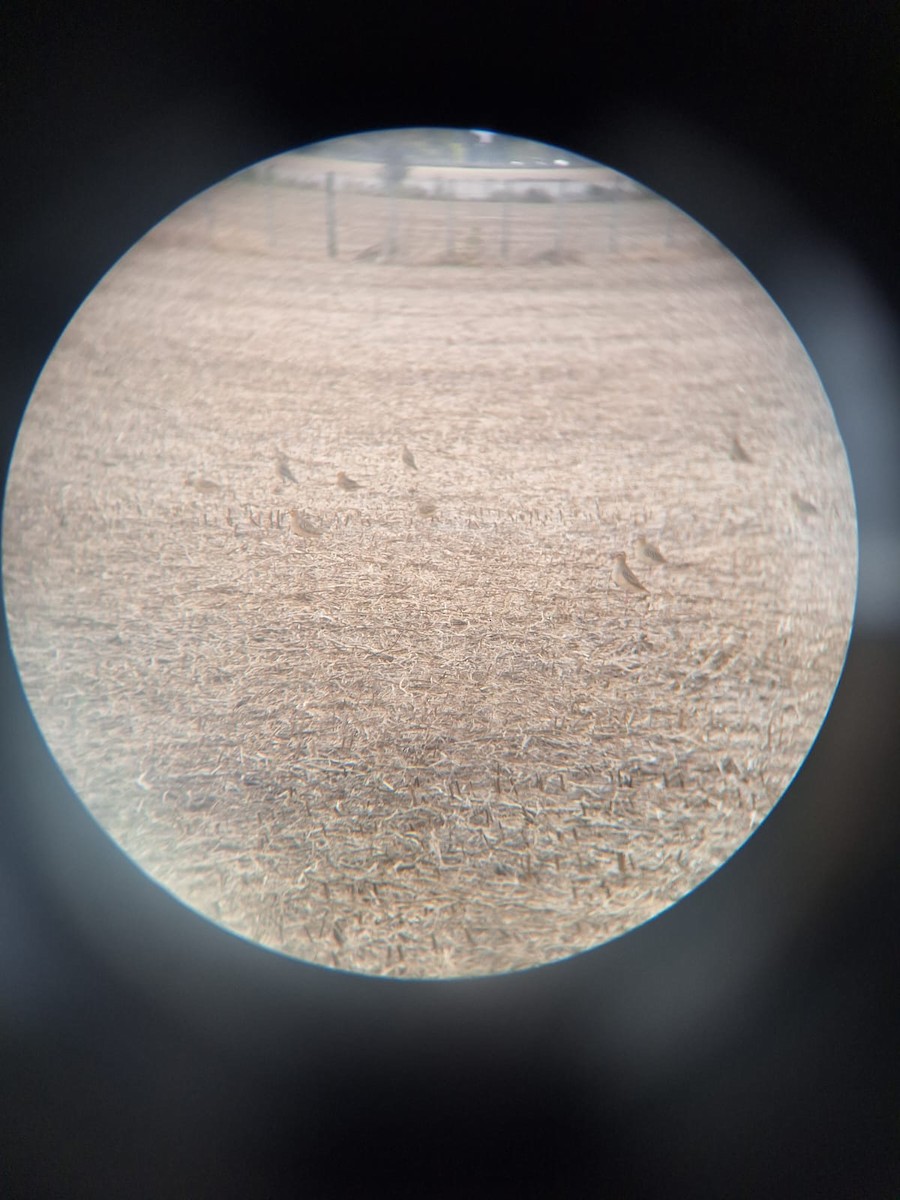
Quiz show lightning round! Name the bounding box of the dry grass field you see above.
[3,164,857,977]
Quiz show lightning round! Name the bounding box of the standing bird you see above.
[290,509,323,538]
[184,472,221,493]
[791,492,819,516]
[730,436,752,463]
[402,445,417,470]
[634,536,667,566]
[612,552,649,596]
[337,471,362,491]
[277,457,299,485]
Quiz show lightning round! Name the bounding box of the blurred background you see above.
[1,2,898,1197]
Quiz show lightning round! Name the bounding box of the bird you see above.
[417,498,437,518]
[634,536,667,566]
[730,436,752,463]
[402,445,417,470]
[277,457,299,485]
[184,473,221,493]
[337,471,362,491]
[289,509,323,538]
[612,552,649,596]
[791,492,819,516]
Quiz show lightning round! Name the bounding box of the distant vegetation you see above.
[301,127,592,169]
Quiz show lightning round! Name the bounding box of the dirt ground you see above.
[3,166,857,977]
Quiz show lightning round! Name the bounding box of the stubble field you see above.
[3,171,857,976]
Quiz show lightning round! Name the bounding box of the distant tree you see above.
[437,132,465,164]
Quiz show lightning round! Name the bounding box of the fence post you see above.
[325,172,338,258]
[445,179,456,259]
[204,190,215,242]
[554,179,566,255]
[608,189,621,254]
[265,166,276,250]
[386,182,399,259]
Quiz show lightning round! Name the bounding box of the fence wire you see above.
[183,160,706,268]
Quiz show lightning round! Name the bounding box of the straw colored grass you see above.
[3,177,856,977]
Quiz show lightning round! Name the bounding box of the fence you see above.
[186,155,706,267]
